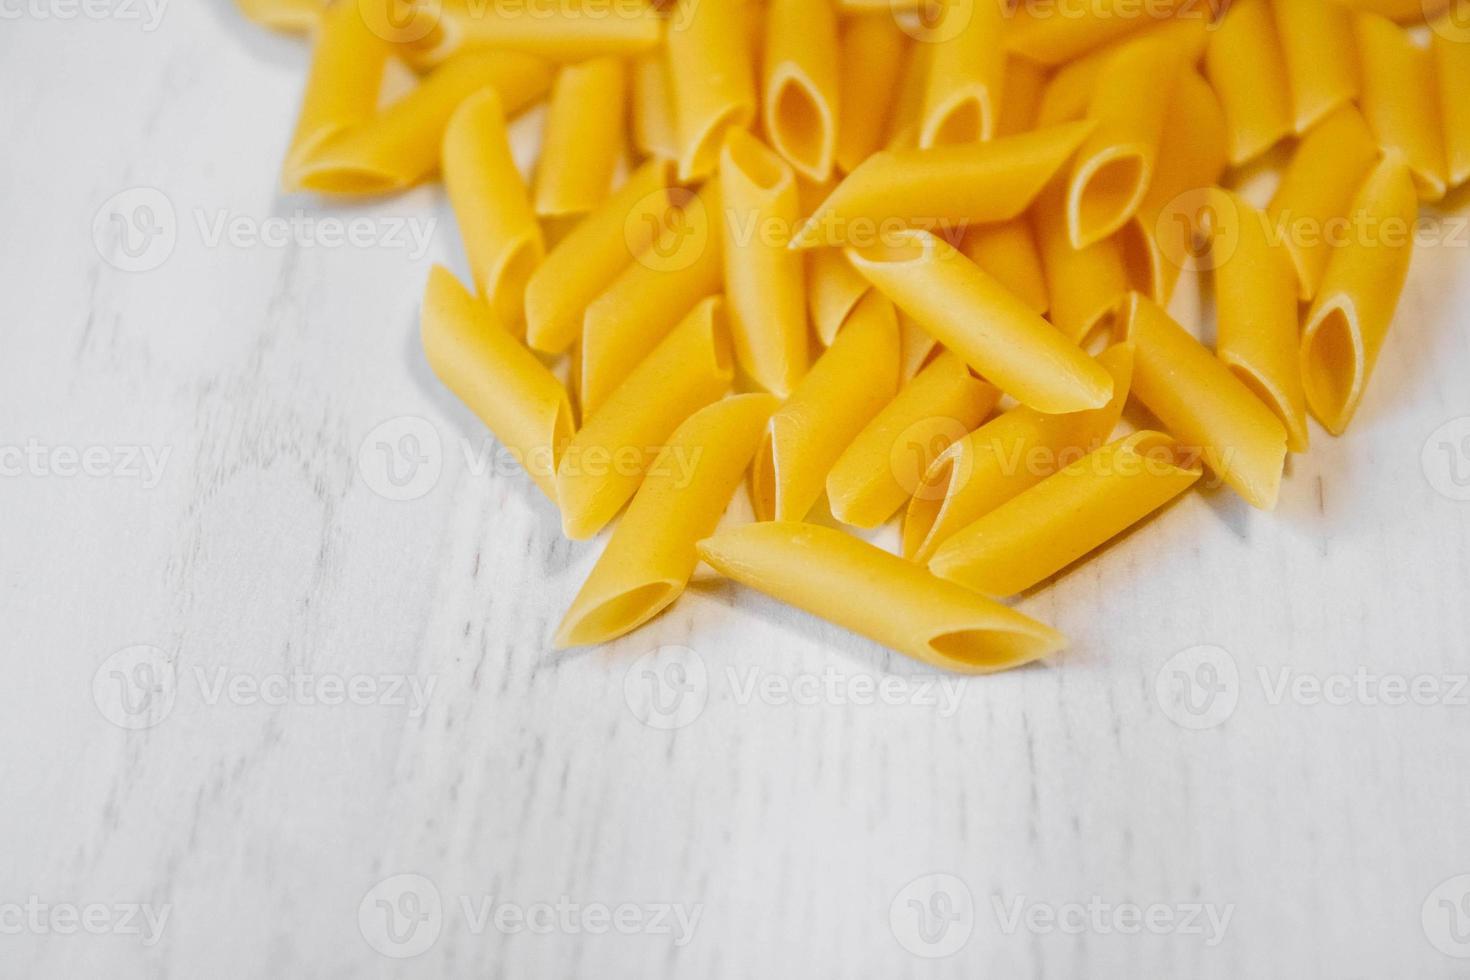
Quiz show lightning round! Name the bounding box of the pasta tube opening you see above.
[768,72,836,182]
[1299,304,1363,435]
[1068,148,1147,248]
[554,582,680,648]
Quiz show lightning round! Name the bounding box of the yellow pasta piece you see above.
[1435,16,1470,189]
[630,53,677,162]
[826,351,1000,529]
[236,0,322,32]
[553,393,779,647]
[835,14,907,173]
[1204,0,1293,166]
[420,266,573,501]
[1065,33,1185,249]
[1273,0,1359,133]
[1332,0,1454,21]
[883,38,933,150]
[719,131,810,396]
[282,0,389,178]
[1005,0,1189,66]
[426,0,662,62]
[1211,190,1309,453]
[750,293,900,522]
[928,431,1201,596]
[666,0,756,180]
[919,0,1007,146]
[1037,18,1207,127]
[1033,179,1127,344]
[1355,11,1448,201]
[698,522,1067,673]
[960,219,1048,315]
[442,89,544,336]
[581,183,724,419]
[1267,104,1380,301]
[848,230,1113,414]
[807,248,872,346]
[1299,154,1418,435]
[534,57,626,219]
[792,121,1093,248]
[997,55,1046,137]
[898,313,939,380]
[1119,293,1287,509]
[763,0,840,182]
[286,51,552,195]
[902,343,1133,563]
[557,297,734,539]
[838,0,926,10]
[524,158,675,355]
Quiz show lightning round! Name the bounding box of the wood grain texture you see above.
[3,4,1470,977]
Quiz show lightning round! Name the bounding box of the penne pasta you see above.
[902,343,1134,563]
[533,57,627,219]
[580,182,724,419]
[442,89,544,335]
[1036,18,1208,128]
[420,266,573,501]
[848,230,1114,414]
[996,55,1046,137]
[826,350,1000,529]
[1331,0,1455,22]
[719,130,810,396]
[1299,154,1418,435]
[524,158,675,355]
[557,296,734,539]
[1354,11,1448,201]
[1033,179,1127,344]
[898,313,939,380]
[1435,17,1470,189]
[835,14,907,173]
[423,0,662,63]
[282,0,389,178]
[236,0,322,32]
[1065,33,1186,249]
[792,121,1093,248]
[698,522,1068,673]
[553,393,779,647]
[750,292,901,522]
[1204,0,1293,166]
[960,219,1048,315]
[807,247,872,346]
[1266,104,1380,302]
[1211,190,1310,452]
[286,50,553,195]
[763,0,841,182]
[883,38,933,150]
[928,431,1201,597]
[1005,0,1189,66]
[1273,0,1359,133]
[630,53,678,162]
[1119,293,1287,509]
[919,0,1007,147]
[665,0,756,180]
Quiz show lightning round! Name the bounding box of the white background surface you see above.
[6,3,1470,977]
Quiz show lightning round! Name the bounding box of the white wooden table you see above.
[5,4,1470,977]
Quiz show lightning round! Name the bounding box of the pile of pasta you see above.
[242,0,1469,673]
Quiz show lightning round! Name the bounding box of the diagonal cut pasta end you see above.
[1299,297,1366,437]
[553,578,682,649]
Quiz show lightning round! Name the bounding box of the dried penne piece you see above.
[286,50,552,195]
[698,522,1068,674]
[1033,179,1127,345]
[1273,0,1359,133]
[1211,190,1310,453]
[997,55,1046,137]
[883,40,933,150]
[524,158,676,355]
[1332,0,1454,22]
[630,53,677,162]
[849,229,1114,414]
[1119,293,1287,509]
[666,0,756,180]
[898,314,939,380]
[835,15,907,173]
[762,0,840,182]
[961,218,1048,316]
[420,267,573,501]
[534,57,626,219]
[236,0,322,32]
[719,131,810,396]
[750,292,900,522]
[1036,18,1207,128]
[557,297,734,539]
[807,247,871,346]
[1435,18,1470,189]
[792,121,1093,248]
[1355,11,1448,201]
[553,393,779,648]
[919,0,1007,147]
[1204,0,1293,166]
[1004,0,1190,66]
[282,0,389,178]
[423,0,662,63]
[1300,155,1418,435]
[928,431,1201,597]
[1267,104,1380,302]
[902,343,1133,563]
[826,351,999,530]
[442,89,543,335]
